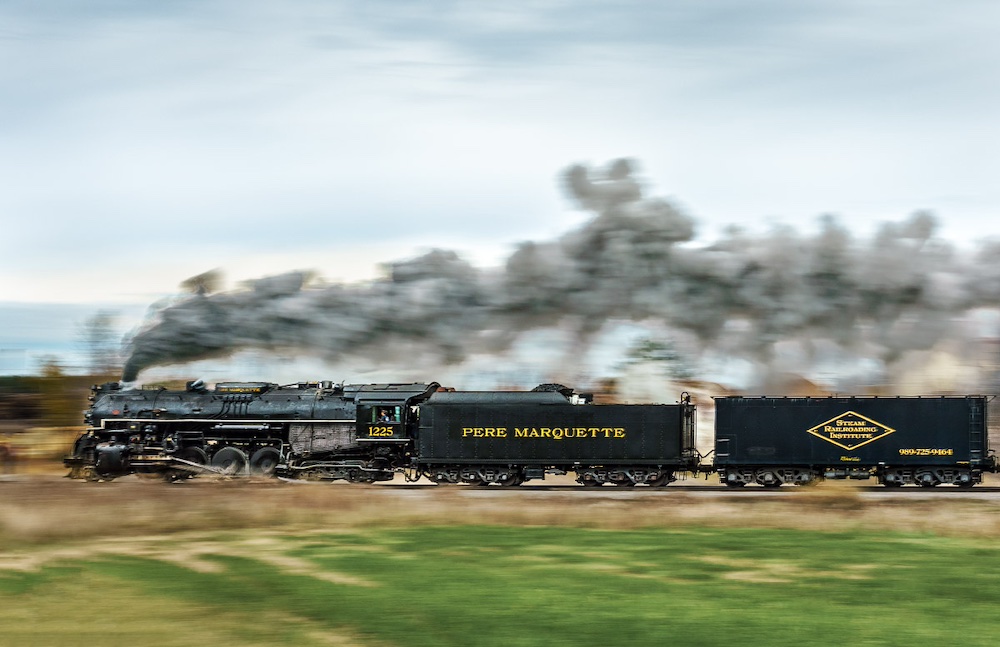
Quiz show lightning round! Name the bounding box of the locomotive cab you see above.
[357,404,406,441]
[353,382,441,445]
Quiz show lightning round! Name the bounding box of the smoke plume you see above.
[121,159,1000,388]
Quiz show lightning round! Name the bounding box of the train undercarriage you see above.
[413,464,678,487]
[67,436,684,488]
[719,465,982,488]
[64,430,410,484]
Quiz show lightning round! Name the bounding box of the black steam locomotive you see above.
[64,379,995,487]
[67,380,441,483]
[65,380,698,486]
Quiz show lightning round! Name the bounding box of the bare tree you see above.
[78,310,121,376]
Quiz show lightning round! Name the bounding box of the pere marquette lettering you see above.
[461,427,626,440]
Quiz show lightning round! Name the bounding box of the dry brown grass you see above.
[2,474,1000,546]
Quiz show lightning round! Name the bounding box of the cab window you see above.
[372,406,400,423]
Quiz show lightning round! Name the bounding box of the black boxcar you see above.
[415,390,697,486]
[714,396,992,487]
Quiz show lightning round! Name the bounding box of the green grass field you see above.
[3,524,1000,646]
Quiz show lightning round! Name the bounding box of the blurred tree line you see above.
[0,310,124,429]
[0,361,111,427]
[79,309,122,376]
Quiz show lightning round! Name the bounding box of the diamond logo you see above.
[806,411,896,450]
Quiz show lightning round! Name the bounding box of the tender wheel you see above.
[647,474,673,487]
[211,447,248,476]
[498,471,523,487]
[250,447,281,476]
[460,469,488,486]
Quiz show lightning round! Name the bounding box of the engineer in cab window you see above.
[379,409,393,423]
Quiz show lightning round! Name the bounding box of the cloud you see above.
[2,0,998,308]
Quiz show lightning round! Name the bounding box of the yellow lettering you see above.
[467,423,628,441]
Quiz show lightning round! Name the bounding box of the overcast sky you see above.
[2,1,999,369]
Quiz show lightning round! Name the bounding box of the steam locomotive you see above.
[64,379,995,487]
